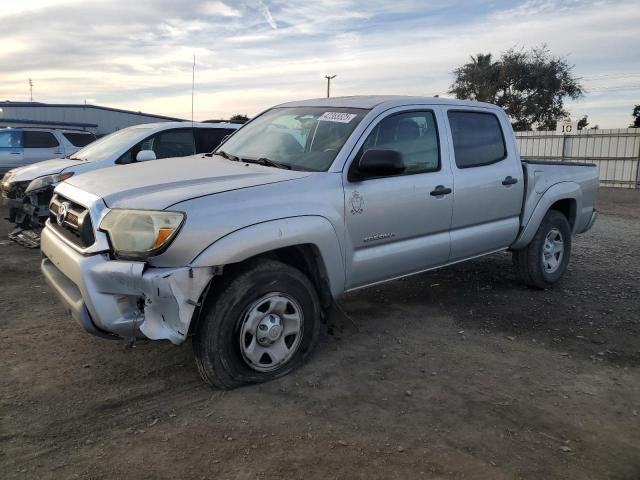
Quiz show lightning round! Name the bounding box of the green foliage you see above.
[449,46,584,131]
[229,114,250,123]
[577,115,589,130]
[631,105,640,128]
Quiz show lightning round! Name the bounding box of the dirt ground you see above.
[1,188,639,480]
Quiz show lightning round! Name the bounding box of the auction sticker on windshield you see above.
[319,112,358,123]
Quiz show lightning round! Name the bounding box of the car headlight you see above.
[2,171,16,188]
[99,209,185,260]
[25,172,74,193]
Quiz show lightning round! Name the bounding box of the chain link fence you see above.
[515,128,640,188]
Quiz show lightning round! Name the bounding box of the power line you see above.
[586,83,640,93]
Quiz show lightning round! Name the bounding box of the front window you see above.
[216,107,368,171]
[70,126,153,161]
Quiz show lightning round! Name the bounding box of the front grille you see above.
[49,194,95,248]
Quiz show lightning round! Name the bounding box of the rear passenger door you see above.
[444,108,524,261]
[22,130,63,164]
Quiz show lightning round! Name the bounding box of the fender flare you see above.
[511,182,581,250]
[190,215,346,297]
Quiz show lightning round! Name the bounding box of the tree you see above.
[449,46,584,131]
[577,115,589,130]
[631,105,640,128]
[229,114,249,123]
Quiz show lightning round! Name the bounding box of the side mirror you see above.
[136,150,156,162]
[350,149,405,181]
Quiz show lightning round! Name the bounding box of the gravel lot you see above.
[1,187,639,479]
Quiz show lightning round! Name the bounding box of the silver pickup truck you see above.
[40,96,598,389]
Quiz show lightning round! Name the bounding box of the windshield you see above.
[70,126,153,161]
[216,107,368,171]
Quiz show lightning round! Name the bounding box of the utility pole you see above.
[324,74,336,98]
[28,79,33,101]
[191,55,196,126]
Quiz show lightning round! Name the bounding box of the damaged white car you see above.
[1,121,240,247]
[41,96,598,389]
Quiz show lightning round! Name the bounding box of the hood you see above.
[8,158,82,182]
[65,155,312,210]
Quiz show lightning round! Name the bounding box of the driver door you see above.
[344,108,453,289]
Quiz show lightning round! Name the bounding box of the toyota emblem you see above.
[56,202,70,226]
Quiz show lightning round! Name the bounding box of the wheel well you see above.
[255,244,334,309]
[188,244,333,336]
[549,199,576,229]
[210,244,333,307]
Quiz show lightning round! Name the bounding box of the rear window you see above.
[23,131,59,148]
[448,111,506,168]
[196,128,236,153]
[63,132,96,147]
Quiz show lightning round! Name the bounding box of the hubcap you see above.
[542,228,564,273]
[239,293,303,372]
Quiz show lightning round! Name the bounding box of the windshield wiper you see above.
[68,157,84,161]
[215,150,241,161]
[247,157,292,170]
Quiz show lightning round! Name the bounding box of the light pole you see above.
[28,79,33,101]
[324,74,336,98]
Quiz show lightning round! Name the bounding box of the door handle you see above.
[502,176,518,186]
[430,186,452,196]
[10,152,21,155]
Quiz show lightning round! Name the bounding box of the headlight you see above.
[99,209,185,260]
[2,171,16,188]
[25,172,74,193]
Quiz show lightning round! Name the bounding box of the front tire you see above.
[513,210,572,289]
[193,259,321,389]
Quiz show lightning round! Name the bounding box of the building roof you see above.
[0,101,185,121]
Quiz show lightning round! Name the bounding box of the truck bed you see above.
[520,159,598,234]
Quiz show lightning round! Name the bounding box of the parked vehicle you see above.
[1,121,240,247]
[0,127,96,175]
[39,96,598,389]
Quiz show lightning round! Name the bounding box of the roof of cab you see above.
[275,95,500,111]
[122,121,241,131]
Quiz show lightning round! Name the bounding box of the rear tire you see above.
[513,210,572,289]
[193,259,321,389]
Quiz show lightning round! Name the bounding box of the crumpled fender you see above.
[88,262,215,344]
[138,267,214,344]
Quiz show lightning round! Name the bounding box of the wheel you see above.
[193,259,321,389]
[513,210,572,289]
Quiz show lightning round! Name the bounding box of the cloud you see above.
[0,0,637,127]
[256,0,277,29]
[200,1,242,17]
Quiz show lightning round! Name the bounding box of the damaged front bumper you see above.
[40,224,215,344]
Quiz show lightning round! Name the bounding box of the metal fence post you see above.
[636,131,640,188]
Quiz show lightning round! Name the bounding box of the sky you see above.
[0,0,638,128]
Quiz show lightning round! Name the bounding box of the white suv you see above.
[0,127,96,175]
[1,121,240,245]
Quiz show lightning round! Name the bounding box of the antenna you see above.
[191,55,196,126]
[28,78,34,101]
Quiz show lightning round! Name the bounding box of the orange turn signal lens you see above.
[153,227,175,249]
